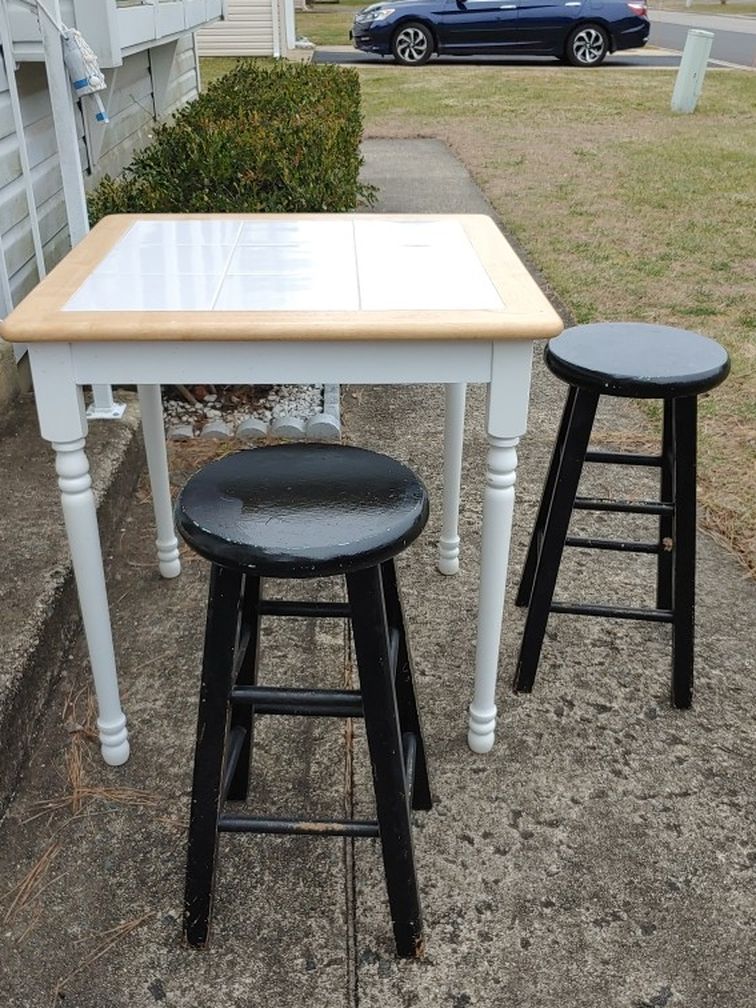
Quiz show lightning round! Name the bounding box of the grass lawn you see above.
[199,57,263,88]
[357,66,755,574]
[296,0,364,46]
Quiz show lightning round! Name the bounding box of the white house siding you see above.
[0,35,199,407]
[195,0,275,56]
[92,37,199,181]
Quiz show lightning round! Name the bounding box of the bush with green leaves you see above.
[88,61,373,222]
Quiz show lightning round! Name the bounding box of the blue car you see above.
[351,0,649,66]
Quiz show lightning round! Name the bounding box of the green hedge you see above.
[88,61,373,223]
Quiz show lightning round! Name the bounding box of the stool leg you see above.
[513,388,599,693]
[671,396,697,709]
[657,399,675,611]
[516,386,578,607]
[226,574,261,802]
[346,567,424,958]
[184,564,244,949]
[380,560,432,812]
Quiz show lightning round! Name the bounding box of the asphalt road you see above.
[313,47,688,67]
[649,10,756,67]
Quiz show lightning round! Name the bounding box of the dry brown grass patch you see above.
[359,67,756,576]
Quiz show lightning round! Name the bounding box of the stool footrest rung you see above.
[230,685,363,717]
[584,450,663,467]
[550,602,674,623]
[259,600,351,618]
[564,536,661,555]
[218,814,380,837]
[573,496,673,516]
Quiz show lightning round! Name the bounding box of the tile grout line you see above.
[209,221,244,310]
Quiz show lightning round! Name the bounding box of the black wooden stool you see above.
[175,443,432,958]
[514,322,730,706]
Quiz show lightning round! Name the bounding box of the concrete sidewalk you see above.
[0,141,754,1008]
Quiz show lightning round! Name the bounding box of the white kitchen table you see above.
[2,213,562,765]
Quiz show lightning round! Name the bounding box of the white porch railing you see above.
[6,0,225,66]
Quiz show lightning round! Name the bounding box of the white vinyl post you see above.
[671,29,714,114]
[282,0,296,51]
[270,0,281,57]
[38,0,89,245]
[39,0,124,418]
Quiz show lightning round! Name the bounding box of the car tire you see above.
[565,24,609,66]
[392,22,434,66]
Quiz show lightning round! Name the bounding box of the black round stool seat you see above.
[545,323,730,398]
[175,444,429,578]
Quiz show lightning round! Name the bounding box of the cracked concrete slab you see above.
[0,139,753,1008]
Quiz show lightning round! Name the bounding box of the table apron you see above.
[65,340,498,387]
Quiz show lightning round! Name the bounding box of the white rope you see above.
[62,29,107,96]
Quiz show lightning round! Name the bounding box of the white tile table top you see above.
[2,213,564,343]
[63,218,504,314]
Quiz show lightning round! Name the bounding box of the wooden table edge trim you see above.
[2,311,564,344]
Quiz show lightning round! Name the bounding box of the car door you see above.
[515,0,583,50]
[437,0,520,53]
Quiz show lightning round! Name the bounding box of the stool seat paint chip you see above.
[545,323,730,398]
[175,444,430,578]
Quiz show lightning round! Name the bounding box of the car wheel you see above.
[392,22,433,66]
[565,24,609,66]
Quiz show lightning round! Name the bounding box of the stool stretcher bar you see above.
[218,815,381,838]
[550,602,675,622]
[230,685,364,718]
[573,497,673,516]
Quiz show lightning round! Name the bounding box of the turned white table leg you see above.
[468,341,534,753]
[54,438,130,765]
[138,384,181,579]
[438,382,466,575]
[468,435,520,753]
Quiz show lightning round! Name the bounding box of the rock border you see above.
[166,384,341,442]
